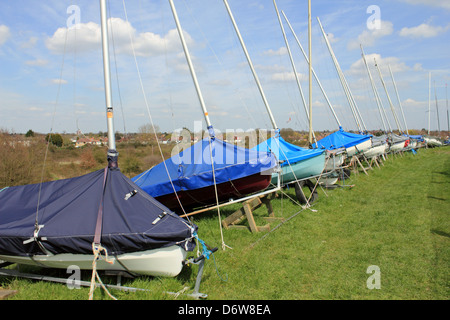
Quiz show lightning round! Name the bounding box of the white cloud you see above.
[271,71,306,82]
[348,20,393,50]
[28,106,44,111]
[348,53,410,77]
[46,21,100,53]
[326,32,339,44]
[52,79,68,85]
[46,18,191,57]
[25,59,49,66]
[399,0,450,10]
[21,37,39,49]
[399,23,450,38]
[0,25,11,46]
[402,98,426,110]
[263,47,287,56]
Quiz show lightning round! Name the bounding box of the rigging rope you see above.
[34,6,70,246]
[121,0,190,219]
[108,1,128,138]
[207,136,232,251]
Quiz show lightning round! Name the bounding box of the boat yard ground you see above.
[0,146,448,300]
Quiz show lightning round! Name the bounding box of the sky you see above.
[0,0,449,135]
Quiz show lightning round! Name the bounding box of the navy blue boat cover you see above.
[253,135,325,167]
[131,137,277,199]
[312,127,372,150]
[0,166,196,257]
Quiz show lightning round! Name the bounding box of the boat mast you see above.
[388,64,409,135]
[99,0,116,153]
[374,58,403,134]
[447,83,449,132]
[428,72,431,135]
[222,0,278,132]
[317,17,365,133]
[168,0,215,137]
[281,11,341,129]
[434,81,441,135]
[360,44,388,133]
[272,0,316,144]
[307,0,313,144]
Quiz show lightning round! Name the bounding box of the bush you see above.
[25,129,35,137]
[121,156,142,175]
[45,133,63,147]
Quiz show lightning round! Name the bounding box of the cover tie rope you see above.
[88,243,116,300]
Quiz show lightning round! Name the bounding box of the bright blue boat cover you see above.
[0,164,196,257]
[253,135,325,167]
[312,127,372,150]
[407,134,423,141]
[132,138,277,198]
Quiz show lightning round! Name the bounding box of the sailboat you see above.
[0,0,197,278]
[132,0,277,213]
[223,0,326,191]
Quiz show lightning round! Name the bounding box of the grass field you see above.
[1,146,449,300]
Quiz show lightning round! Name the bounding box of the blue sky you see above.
[0,0,449,135]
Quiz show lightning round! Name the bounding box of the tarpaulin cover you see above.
[132,138,277,199]
[253,135,325,167]
[406,134,423,141]
[391,133,408,142]
[0,167,196,257]
[312,127,372,150]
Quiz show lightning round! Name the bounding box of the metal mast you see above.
[168,0,214,137]
[272,0,316,144]
[374,58,403,133]
[99,0,116,152]
[360,44,388,133]
[223,0,278,132]
[307,0,313,143]
[388,65,409,135]
[282,11,341,128]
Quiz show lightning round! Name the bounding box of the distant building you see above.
[74,137,108,148]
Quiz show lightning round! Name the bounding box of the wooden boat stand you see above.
[0,254,212,299]
[349,154,372,175]
[221,192,283,233]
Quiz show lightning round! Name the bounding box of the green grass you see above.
[1,147,449,300]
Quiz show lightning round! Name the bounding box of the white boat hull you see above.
[424,137,442,147]
[389,141,406,153]
[324,152,345,171]
[345,139,372,157]
[0,245,187,277]
[363,143,387,159]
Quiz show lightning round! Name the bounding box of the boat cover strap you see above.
[93,167,108,245]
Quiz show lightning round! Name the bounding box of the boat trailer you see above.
[0,249,217,300]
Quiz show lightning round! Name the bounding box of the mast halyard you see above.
[99,0,117,163]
